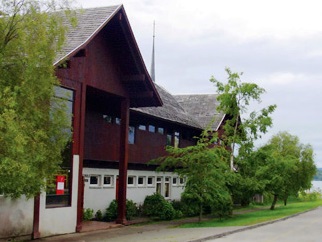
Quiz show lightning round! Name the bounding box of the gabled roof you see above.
[132,84,202,129]
[174,94,225,131]
[55,5,162,108]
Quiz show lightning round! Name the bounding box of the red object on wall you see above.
[56,175,65,195]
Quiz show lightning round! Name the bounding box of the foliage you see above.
[255,132,317,210]
[83,208,94,221]
[105,199,138,221]
[143,193,175,220]
[179,200,322,228]
[298,190,322,202]
[210,68,277,169]
[210,68,276,206]
[95,209,103,221]
[155,131,231,222]
[0,0,76,198]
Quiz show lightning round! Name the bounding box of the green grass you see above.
[180,200,322,228]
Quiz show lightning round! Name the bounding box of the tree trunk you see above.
[270,194,278,210]
[198,203,203,222]
[284,197,287,206]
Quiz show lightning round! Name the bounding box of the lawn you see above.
[179,199,322,228]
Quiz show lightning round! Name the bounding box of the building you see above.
[0,5,226,240]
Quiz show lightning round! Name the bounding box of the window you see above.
[166,134,172,146]
[156,177,162,194]
[164,177,170,198]
[138,125,146,130]
[148,125,155,133]
[138,176,145,186]
[90,175,100,187]
[128,126,135,144]
[103,175,113,187]
[128,176,136,186]
[103,115,112,123]
[157,127,164,135]
[172,177,177,186]
[174,132,180,148]
[115,117,121,125]
[179,177,185,185]
[147,176,155,186]
[46,86,74,208]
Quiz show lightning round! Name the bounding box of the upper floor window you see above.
[128,126,135,144]
[148,125,155,133]
[174,132,180,148]
[157,127,164,135]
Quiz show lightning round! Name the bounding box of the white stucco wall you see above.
[0,196,34,239]
[38,155,79,237]
[83,168,185,213]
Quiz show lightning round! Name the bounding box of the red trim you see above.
[116,98,129,225]
[76,84,87,232]
[32,194,41,239]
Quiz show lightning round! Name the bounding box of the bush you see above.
[143,193,175,220]
[105,199,138,221]
[299,190,322,201]
[83,208,94,221]
[95,209,103,221]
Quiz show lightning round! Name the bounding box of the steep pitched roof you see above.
[55,5,162,107]
[174,94,225,131]
[132,84,202,129]
[54,5,121,65]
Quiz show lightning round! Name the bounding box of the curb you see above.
[189,207,319,242]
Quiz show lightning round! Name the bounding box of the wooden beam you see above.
[122,74,145,83]
[32,194,40,239]
[116,98,130,225]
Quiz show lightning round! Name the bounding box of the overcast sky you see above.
[77,0,322,167]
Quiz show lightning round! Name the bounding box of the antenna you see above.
[150,21,156,82]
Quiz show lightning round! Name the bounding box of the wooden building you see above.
[0,5,227,240]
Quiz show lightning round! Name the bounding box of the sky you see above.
[76,0,322,167]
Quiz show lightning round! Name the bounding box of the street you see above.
[205,207,322,242]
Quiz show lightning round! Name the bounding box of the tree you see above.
[156,132,232,222]
[211,68,276,205]
[211,68,277,169]
[256,132,317,210]
[0,0,75,198]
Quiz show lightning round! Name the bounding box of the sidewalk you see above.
[36,216,245,242]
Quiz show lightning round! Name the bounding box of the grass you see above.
[179,199,322,228]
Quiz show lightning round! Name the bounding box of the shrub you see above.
[105,199,138,221]
[299,190,322,201]
[95,209,103,221]
[143,193,175,220]
[83,208,94,221]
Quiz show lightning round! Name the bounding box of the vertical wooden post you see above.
[32,194,40,239]
[116,98,129,225]
[76,84,86,232]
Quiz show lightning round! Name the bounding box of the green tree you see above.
[211,68,276,206]
[256,132,317,210]
[156,132,231,222]
[211,68,277,169]
[0,0,75,198]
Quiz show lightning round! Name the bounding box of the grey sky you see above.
[77,0,322,167]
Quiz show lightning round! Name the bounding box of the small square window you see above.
[148,125,155,133]
[128,176,136,186]
[115,118,121,125]
[157,127,164,135]
[179,177,185,185]
[147,177,155,186]
[138,176,145,186]
[138,125,146,130]
[172,177,177,185]
[90,175,100,187]
[103,115,112,123]
[103,176,113,187]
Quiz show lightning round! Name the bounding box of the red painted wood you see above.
[116,98,129,225]
[32,194,40,239]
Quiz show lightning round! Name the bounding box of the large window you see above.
[128,126,135,144]
[46,86,74,208]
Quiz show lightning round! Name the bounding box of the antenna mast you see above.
[150,21,156,82]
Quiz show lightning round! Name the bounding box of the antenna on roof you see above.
[150,21,156,82]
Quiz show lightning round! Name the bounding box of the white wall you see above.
[83,168,185,213]
[0,196,34,239]
[38,155,79,237]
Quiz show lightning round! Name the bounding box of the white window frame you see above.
[103,175,114,187]
[147,176,155,187]
[137,176,146,187]
[89,175,100,187]
[127,176,136,187]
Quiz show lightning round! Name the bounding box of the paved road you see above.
[205,207,322,242]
